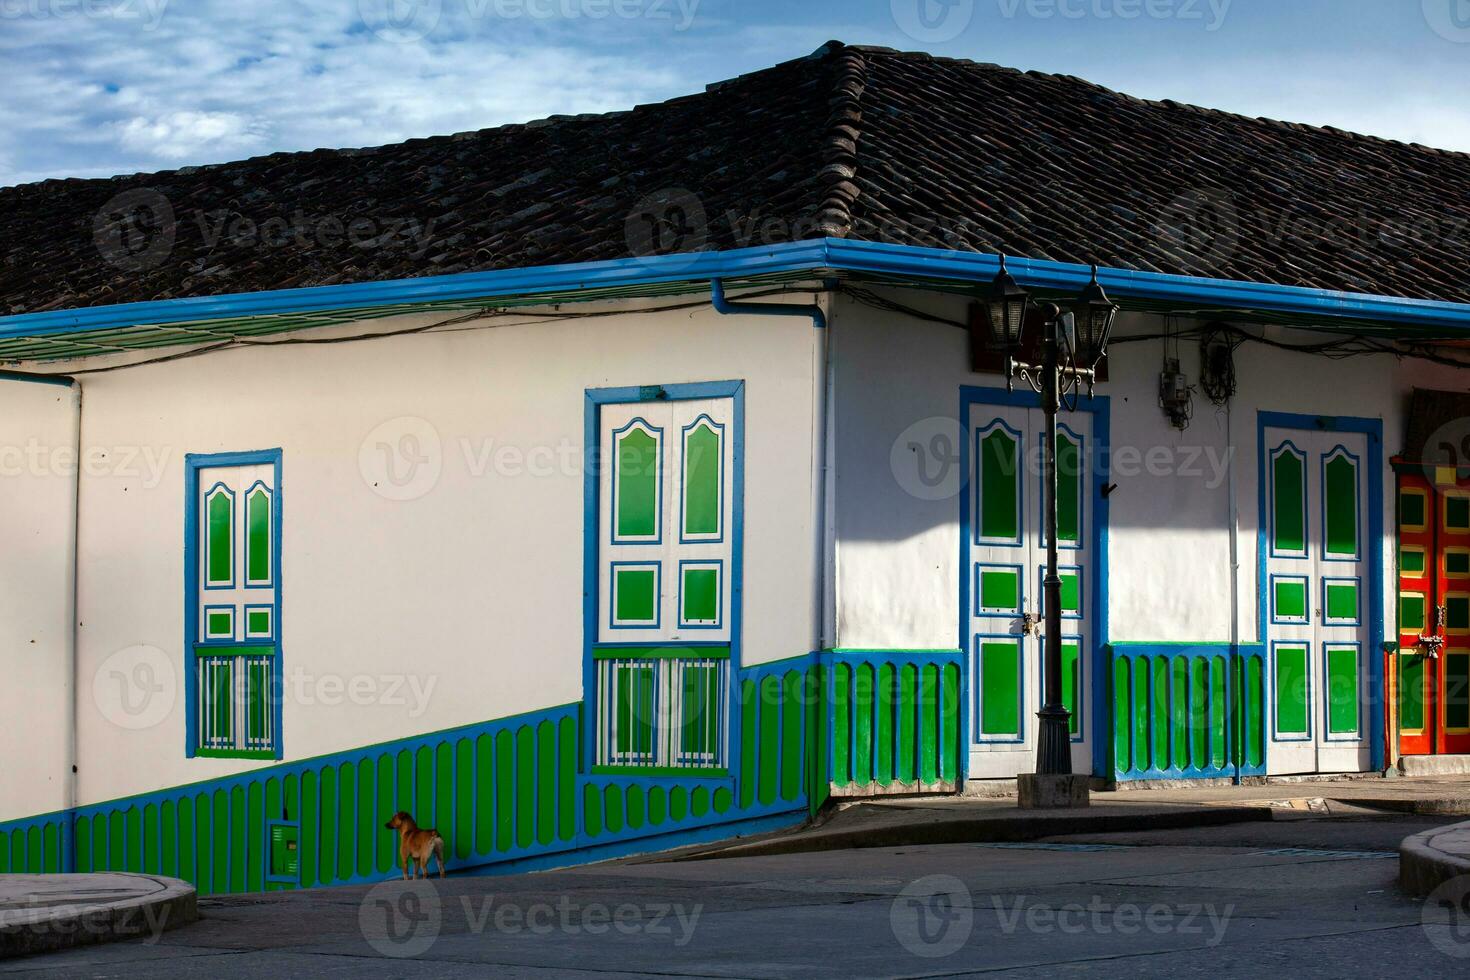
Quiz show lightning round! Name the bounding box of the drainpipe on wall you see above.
[0,369,82,866]
[1226,397,1242,785]
[709,280,832,652]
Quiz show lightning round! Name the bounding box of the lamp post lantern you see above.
[983,260,1119,803]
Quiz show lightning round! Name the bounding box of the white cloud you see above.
[114,111,270,160]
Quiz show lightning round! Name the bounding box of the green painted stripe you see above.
[691,786,709,818]
[125,806,142,873]
[583,783,604,838]
[713,786,733,814]
[758,676,780,806]
[377,756,396,871]
[626,786,646,830]
[615,425,659,539]
[831,663,851,786]
[358,759,376,875]
[874,663,895,785]
[683,420,722,536]
[29,826,43,874]
[1131,659,1150,772]
[495,731,513,852]
[299,772,317,888]
[414,746,434,832]
[979,426,1020,540]
[593,645,729,661]
[212,791,229,893]
[474,735,494,854]
[1113,657,1130,775]
[143,804,160,875]
[1170,658,1189,771]
[941,663,960,781]
[781,671,803,801]
[338,763,356,882]
[247,782,265,892]
[919,664,938,784]
[536,721,556,846]
[669,785,688,823]
[1324,454,1358,556]
[895,664,916,785]
[1150,658,1169,771]
[1273,448,1306,552]
[43,823,60,874]
[1189,660,1208,769]
[852,664,873,783]
[515,728,535,850]
[74,813,91,873]
[455,740,475,859]
[179,796,196,885]
[557,717,577,843]
[648,785,668,827]
[739,679,757,809]
[1245,656,1265,769]
[435,742,454,852]
[317,768,336,887]
[603,784,625,834]
[1209,656,1227,768]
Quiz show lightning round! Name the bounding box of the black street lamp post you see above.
[982,258,1119,798]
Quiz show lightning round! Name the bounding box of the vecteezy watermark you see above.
[93,189,441,273]
[283,668,438,718]
[0,0,169,29]
[94,188,176,273]
[891,875,975,958]
[1154,186,1470,278]
[358,884,702,959]
[360,416,444,502]
[1423,877,1470,958]
[888,417,1236,500]
[0,440,172,487]
[625,187,710,272]
[93,644,176,731]
[1416,416,1470,483]
[891,0,975,42]
[995,895,1233,944]
[8,893,174,944]
[360,880,443,958]
[994,0,1231,30]
[359,0,700,42]
[1423,0,1470,43]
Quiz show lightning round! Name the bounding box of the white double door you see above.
[967,401,1095,779]
[1262,426,1371,775]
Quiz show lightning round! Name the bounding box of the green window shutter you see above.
[1401,548,1426,574]
[614,568,657,624]
[207,488,233,584]
[1326,582,1358,622]
[978,426,1020,541]
[1272,448,1305,553]
[1274,646,1309,736]
[1400,655,1426,732]
[979,640,1021,737]
[1323,453,1358,556]
[210,661,233,742]
[979,568,1020,611]
[1061,641,1079,735]
[1056,431,1080,544]
[1449,496,1470,530]
[246,486,271,584]
[615,425,659,539]
[246,660,270,745]
[683,419,722,537]
[1274,578,1307,620]
[681,567,719,623]
[1400,489,1426,528]
[1445,653,1470,732]
[1401,593,1426,632]
[1325,647,1359,735]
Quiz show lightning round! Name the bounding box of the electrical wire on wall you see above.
[1199,321,1241,406]
[1158,315,1195,430]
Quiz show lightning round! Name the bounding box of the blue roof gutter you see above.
[4,237,1470,342]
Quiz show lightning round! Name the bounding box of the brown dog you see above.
[384,811,446,879]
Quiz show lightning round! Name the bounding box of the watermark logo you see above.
[359,0,442,42]
[94,188,176,273]
[891,0,974,42]
[891,417,966,502]
[0,0,170,29]
[360,879,443,958]
[625,188,709,272]
[994,0,1230,30]
[1154,188,1240,274]
[92,644,175,731]
[1424,0,1470,43]
[359,416,443,501]
[891,875,974,958]
[1417,417,1470,484]
[1423,878,1470,959]
[996,895,1232,943]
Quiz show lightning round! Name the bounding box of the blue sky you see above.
[3,0,1468,187]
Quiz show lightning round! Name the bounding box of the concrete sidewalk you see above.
[0,874,196,959]
[647,776,1470,863]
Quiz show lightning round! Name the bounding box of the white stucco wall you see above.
[0,380,78,821]
[830,288,1449,652]
[15,298,819,809]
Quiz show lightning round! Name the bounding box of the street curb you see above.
[1348,798,1470,817]
[669,805,1274,862]
[1399,821,1470,904]
[0,873,198,959]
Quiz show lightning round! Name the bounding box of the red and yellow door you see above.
[1396,468,1470,755]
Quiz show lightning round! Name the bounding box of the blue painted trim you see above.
[0,368,76,387]
[1257,410,1385,771]
[8,239,1470,342]
[710,278,825,329]
[185,449,284,760]
[1320,444,1363,563]
[959,385,1110,778]
[583,381,745,778]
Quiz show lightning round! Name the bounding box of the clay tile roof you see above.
[3,40,1470,317]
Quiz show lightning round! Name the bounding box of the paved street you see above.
[3,812,1467,978]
